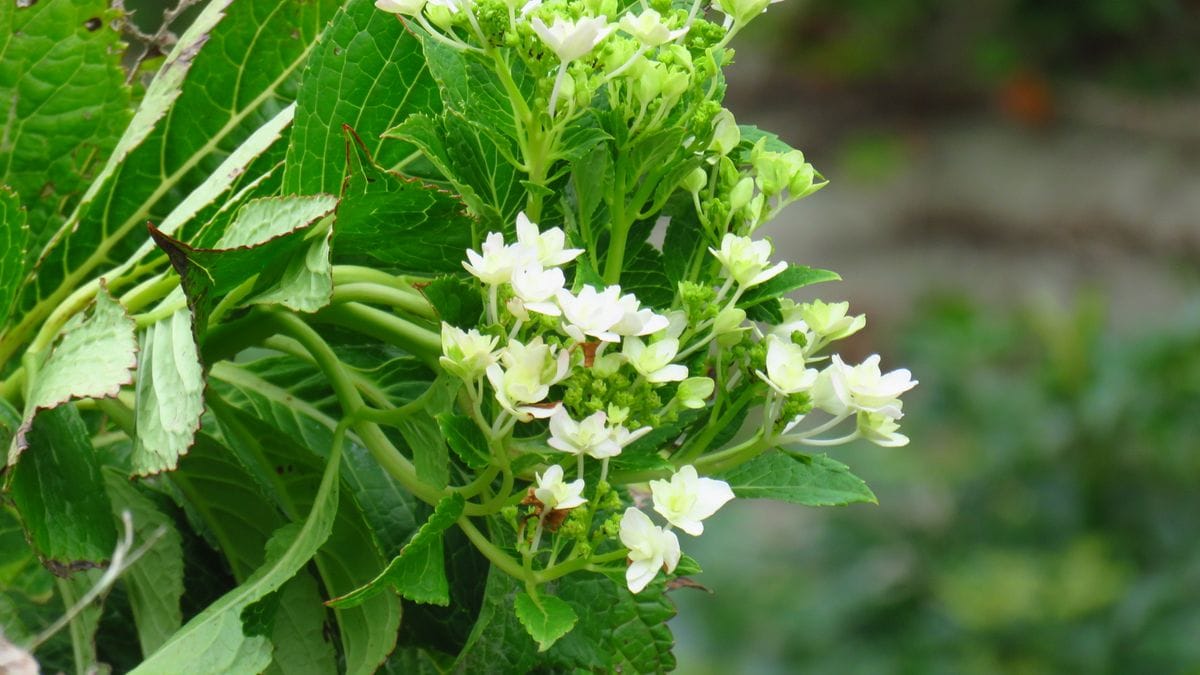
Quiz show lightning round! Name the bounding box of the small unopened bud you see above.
[708,109,740,156]
[729,176,755,211]
[676,377,715,409]
[683,167,707,193]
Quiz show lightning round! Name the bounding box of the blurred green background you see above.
[673,0,1200,672]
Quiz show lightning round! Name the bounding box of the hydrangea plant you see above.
[0,0,915,670]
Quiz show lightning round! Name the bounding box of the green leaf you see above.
[738,265,842,323]
[720,451,878,506]
[150,194,338,329]
[329,493,465,609]
[0,0,131,256]
[208,358,427,552]
[437,413,491,470]
[205,387,406,675]
[7,286,136,465]
[11,0,339,340]
[133,307,205,476]
[283,0,440,195]
[102,468,184,657]
[0,188,29,330]
[547,573,677,673]
[661,202,706,286]
[265,573,339,675]
[387,113,524,231]
[421,276,483,329]
[334,130,475,275]
[421,37,528,144]
[6,405,118,570]
[622,244,675,309]
[453,567,538,673]
[131,427,343,674]
[514,592,579,652]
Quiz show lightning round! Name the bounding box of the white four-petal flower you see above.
[812,354,917,419]
[534,464,587,510]
[463,232,525,285]
[618,9,687,47]
[531,15,614,62]
[515,213,583,267]
[510,261,566,316]
[649,465,734,536]
[755,334,818,395]
[619,507,681,593]
[557,285,626,343]
[548,408,622,459]
[709,233,787,288]
[439,323,499,380]
[622,336,688,383]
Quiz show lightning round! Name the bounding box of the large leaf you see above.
[452,566,539,673]
[150,194,337,329]
[333,131,475,275]
[720,451,878,506]
[131,425,343,673]
[387,112,525,232]
[283,0,440,195]
[329,493,465,609]
[7,285,136,465]
[0,0,131,256]
[0,188,29,330]
[265,572,339,675]
[102,468,184,658]
[9,0,339,348]
[547,573,677,672]
[133,307,205,476]
[6,405,118,571]
[209,385,405,674]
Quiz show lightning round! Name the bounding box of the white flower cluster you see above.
[758,299,917,446]
[619,465,734,592]
[444,213,704,434]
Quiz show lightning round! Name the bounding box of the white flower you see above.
[709,108,741,156]
[812,354,917,419]
[548,408,622,459]
[531,15,614,62]
[515,212,583,267]
[510,260,565,317]
[649,465,734,536]
[463,232,526,285]
[798,299,865,343]
[485,337,571,420]
[557,285,626,343]
[755,334,818,395]
[619,508,681,593]
[439,323,499,380]
[375,0,425,14]
[612,292,670,337]
[618,9,687,47]
[534,464,587,510]
[622,336,688,383]
[709,233,787,288]
[858,412,909,448]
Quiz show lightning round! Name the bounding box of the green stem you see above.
[602,163,630,284]
[458,515,529,581]
[332,282,436,320]
[268,311,443,507]
[312,302,440,367]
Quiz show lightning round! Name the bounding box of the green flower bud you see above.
[729,176,755,212]
[709,108,740,156]
[683,166,708,193]
[676,377,715,409]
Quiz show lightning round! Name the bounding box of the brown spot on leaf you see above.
[84,17,102,31]
[667,577,712,593]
